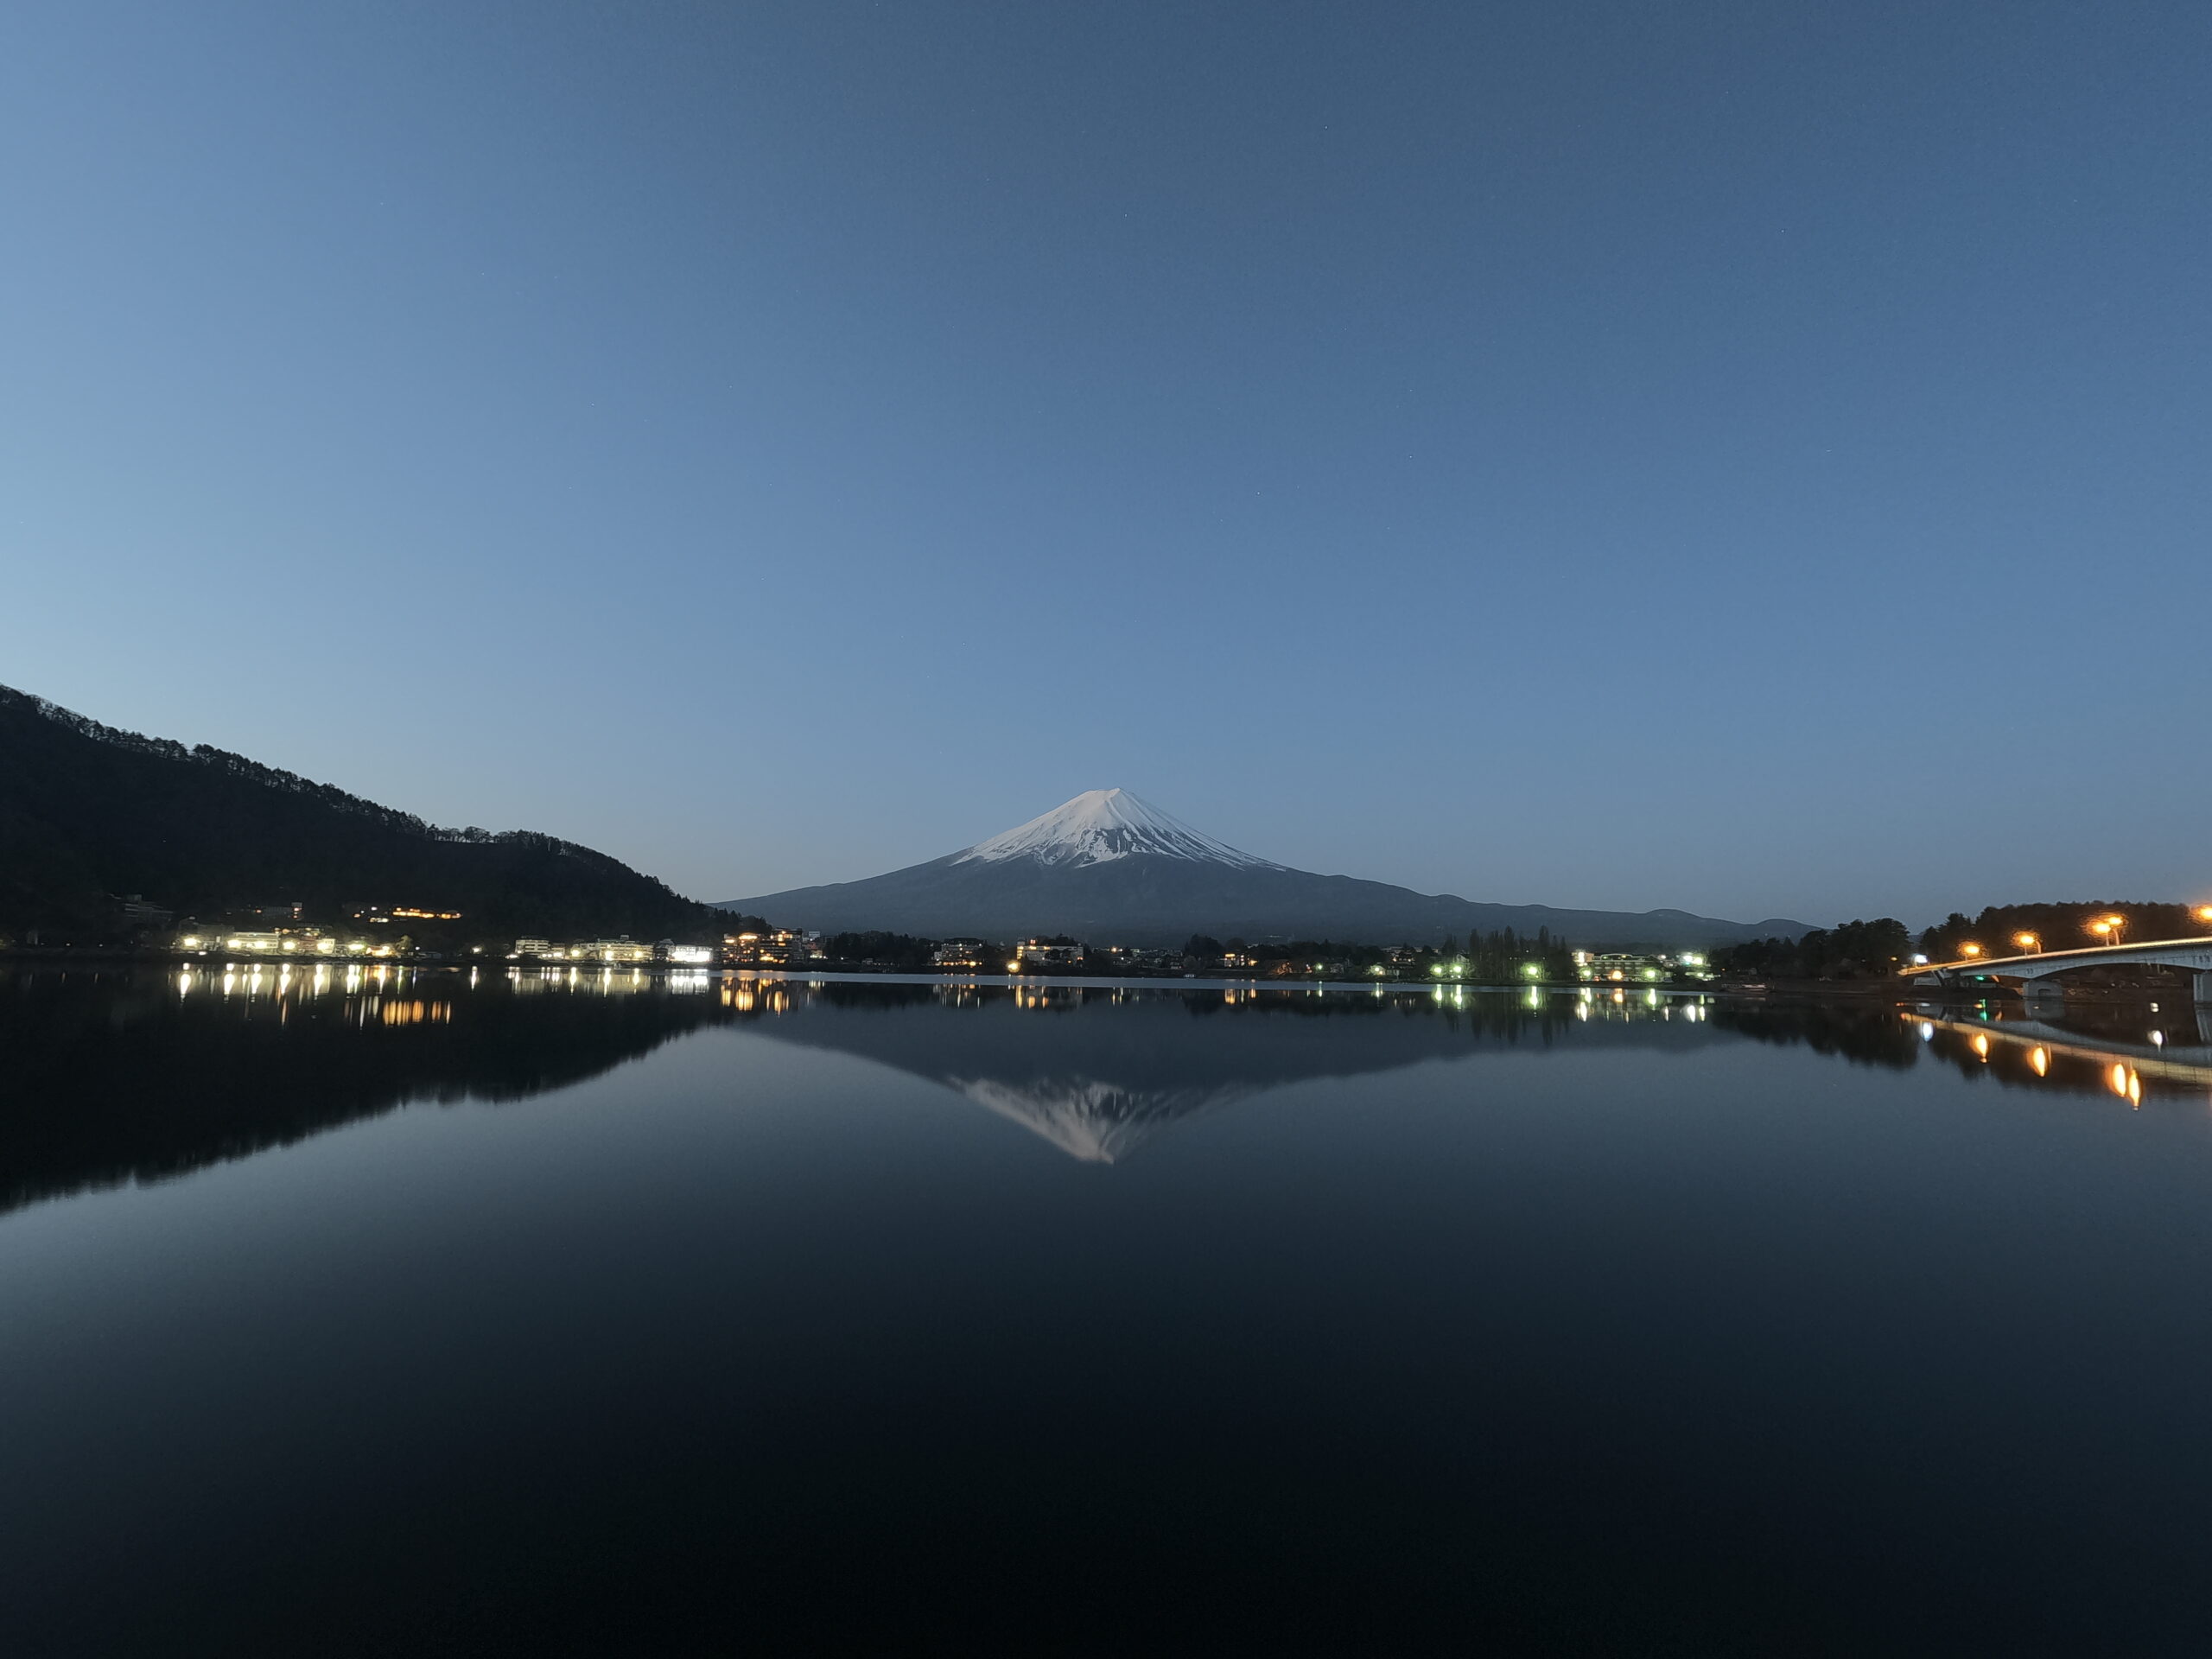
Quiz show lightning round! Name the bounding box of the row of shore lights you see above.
[1954,906,2212,961]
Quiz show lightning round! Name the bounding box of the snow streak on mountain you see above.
[953,789,1282,872]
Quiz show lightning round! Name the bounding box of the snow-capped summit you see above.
[952,788,1283,872]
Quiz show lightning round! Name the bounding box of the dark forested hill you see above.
[0,684,722,944]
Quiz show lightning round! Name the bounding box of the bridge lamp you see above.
[1959,942,1983,958]
[2195,905,2212,927]
[2089,914,2127,946]
[2013,932,2041,954]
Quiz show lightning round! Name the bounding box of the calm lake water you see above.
[6,966,2212,1655]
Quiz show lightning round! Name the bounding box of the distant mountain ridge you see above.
[720,789,1810,950]
[0,683,723,942]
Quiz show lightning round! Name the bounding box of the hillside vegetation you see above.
[0,685,724,945]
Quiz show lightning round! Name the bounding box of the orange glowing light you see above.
[2013,932,2040,952]
[1959,943,1983,957]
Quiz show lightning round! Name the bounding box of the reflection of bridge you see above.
[1910,937,2212,1004]
[1914,1007,2212,1077]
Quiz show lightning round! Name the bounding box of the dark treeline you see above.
[1714,899,2212,982]
[1712,919,1911,981]
[1182,929,1579,981]
[823,931,944,969]
[1450,928,1580,982]
[1183,935,1395,968]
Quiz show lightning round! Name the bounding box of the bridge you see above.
[1909,936,2212,1005]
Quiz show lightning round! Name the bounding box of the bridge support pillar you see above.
[2022,978,2068,1019]
[2196,970,2212,1006]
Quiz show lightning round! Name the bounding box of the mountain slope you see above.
[720,789,1809,950]
[0,684,723,942]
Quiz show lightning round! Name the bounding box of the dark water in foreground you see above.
[6,966,2212,1656]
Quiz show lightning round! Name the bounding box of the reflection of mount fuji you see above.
[953,1077,1251,1163]
[739,982,1734,1162]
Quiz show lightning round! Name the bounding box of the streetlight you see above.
[2088,913,2127,948]
[2195,905,2212,931]
[1959,942,1983,958]
[2013,931,2042,954]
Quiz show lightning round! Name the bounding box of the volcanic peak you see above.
[951,789,1282,873]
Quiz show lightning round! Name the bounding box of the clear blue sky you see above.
[3,1,2206,925]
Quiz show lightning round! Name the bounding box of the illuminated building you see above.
[1579,951,1707,983]
[1016,938,1087,967]
[721,930,827,965]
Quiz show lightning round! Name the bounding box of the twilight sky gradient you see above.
[3,1,2207,925]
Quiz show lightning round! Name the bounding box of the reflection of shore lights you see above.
[2030,1046,2050,1077]
[1971,1033,1990,1060]
[1918,1022,1936,1041]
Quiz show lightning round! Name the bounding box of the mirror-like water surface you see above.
[6,968,2212,1654]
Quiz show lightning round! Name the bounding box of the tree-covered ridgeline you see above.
[1713,900,2212,982]
[0,683,729,945]
[1711,919,1913,980]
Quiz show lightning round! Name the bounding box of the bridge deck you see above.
[1910,935,2212,978]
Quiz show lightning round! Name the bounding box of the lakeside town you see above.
[149,909,1711,986]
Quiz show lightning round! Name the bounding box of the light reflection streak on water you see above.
[156,968,1733,1047]
[1909,1010,2205,1109]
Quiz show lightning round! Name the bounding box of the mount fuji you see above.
[717,790,1808,950]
